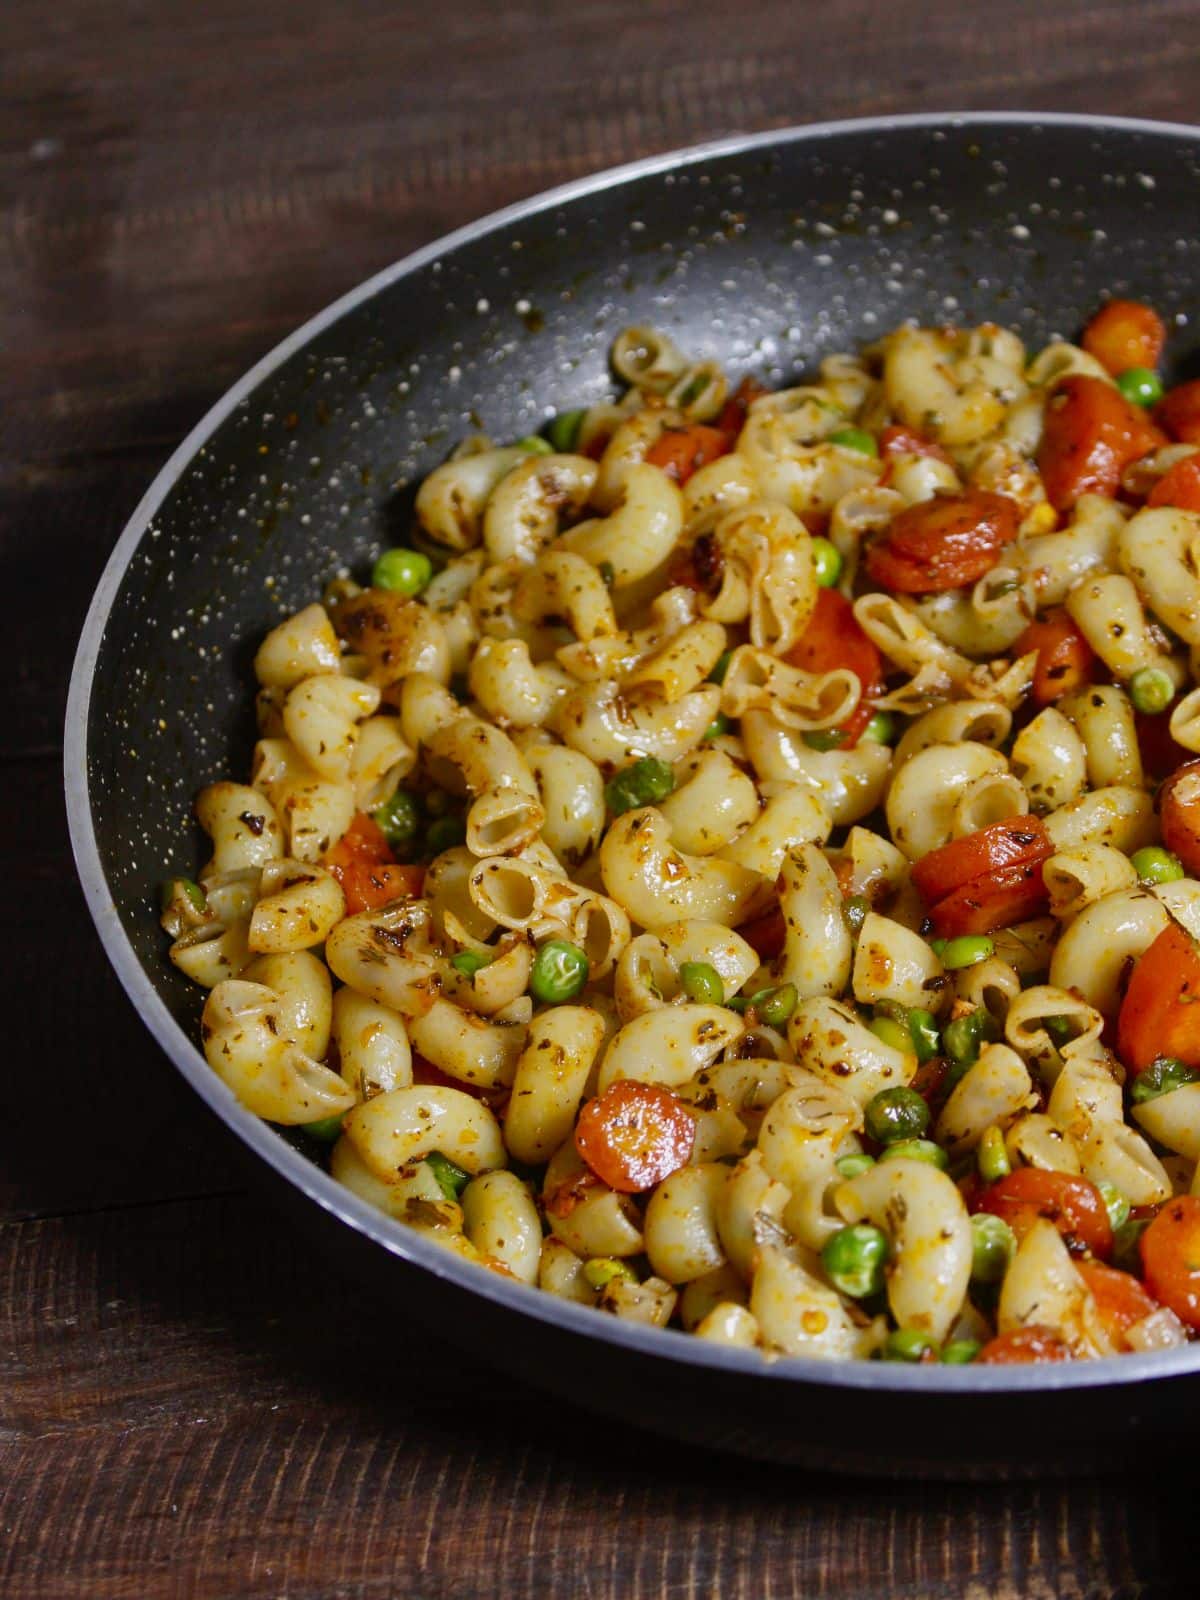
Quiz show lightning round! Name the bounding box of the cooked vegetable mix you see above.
[165,301,1200,1362]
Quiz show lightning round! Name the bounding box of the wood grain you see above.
[5,0,1200,1592]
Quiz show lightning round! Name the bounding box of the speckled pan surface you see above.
[66,115,1200,1475]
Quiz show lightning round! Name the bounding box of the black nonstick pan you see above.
[65,113,1200,1478]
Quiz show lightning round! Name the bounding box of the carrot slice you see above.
[1139,1195,1200,1329]
[1156,379,1200,445]
[1081,299,1166,376]
[1116,918,1200,1075]
[1076,1261,1159,1350]
[926,861,1050,938]
[575,1081,696,1193]
[865,489,1019,593]
[1038,375,1166,511]
[1014,608,1096,705]
[644,424,731,485]
[784,588,882,746]
[973,1168,1113,1259]
[911,816,1052,906]
[976,1326,1073,1364]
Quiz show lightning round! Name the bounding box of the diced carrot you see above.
[1116,918,1200,1076]
[1081,299,1166,376]
[865,489,1020,593]
[322,812,425,915]
[1038,375,1166,511]
[575,1080,696,1193]
[1147,454,1200,512]
[1139,1195,1200,1329]
[324,812,394,869]
[976,1326,1073,1364]
[1014,608,1096,705]
[644,424,731,485]
[1156,379,1200,445]
[1158,759,1200,875]
[337,860,425,915]
[1076,1261,1159,1350]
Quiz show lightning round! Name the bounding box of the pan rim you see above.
[65,109,1200,1397]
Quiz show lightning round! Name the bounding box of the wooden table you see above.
[6,3,1200,1593]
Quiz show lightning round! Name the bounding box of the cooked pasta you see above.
[164,296,1200,1366]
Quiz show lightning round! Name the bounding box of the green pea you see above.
[680,960,724,1006]
[879,1138,948,1170]
[703,713,731,741]
[943,1008,999,1085]
[907,1008,941,1064]
[977,1125,1012,1182]
[864,1086,930,1145]
[515,434,554,454]
[929,938,948,959]
[302,1113,345,1143]
[708,650,734,685]
[425,814,466,856]
[940,935,994,971]
[828,425,879,457]
[811,536,844,588]
[1098,1180,1131,1235]
[583,1257,637,1290]
[546,409,586,452]
[1131,845,1184,886]
[834,1151,876,1180]
[604,755,676,815]
[821,1223,889,1299]
[861,711,896,744]
[970,1212,1016,1283]
[1130,1055,1200,1105]
[843,895,870,937]
[758,983,798,1027]
[425,1150,471,1201]
[883,1327,938,1363]
[940,1339,982,1365]
[530,938,589,1003]
[869,1015,914,1055]
[372,547,433,596]
[803,729,847,751]
[1113,1216,1151,1274]
[372,789,422,850]
[1116,366,1164,408]
[1129,665,1175,715]
[451,949,491,978]
[598,560,616,588]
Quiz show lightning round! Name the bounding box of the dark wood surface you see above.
[6,4,1200,1594]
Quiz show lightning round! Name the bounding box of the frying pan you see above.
[65,113,1200,1477]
